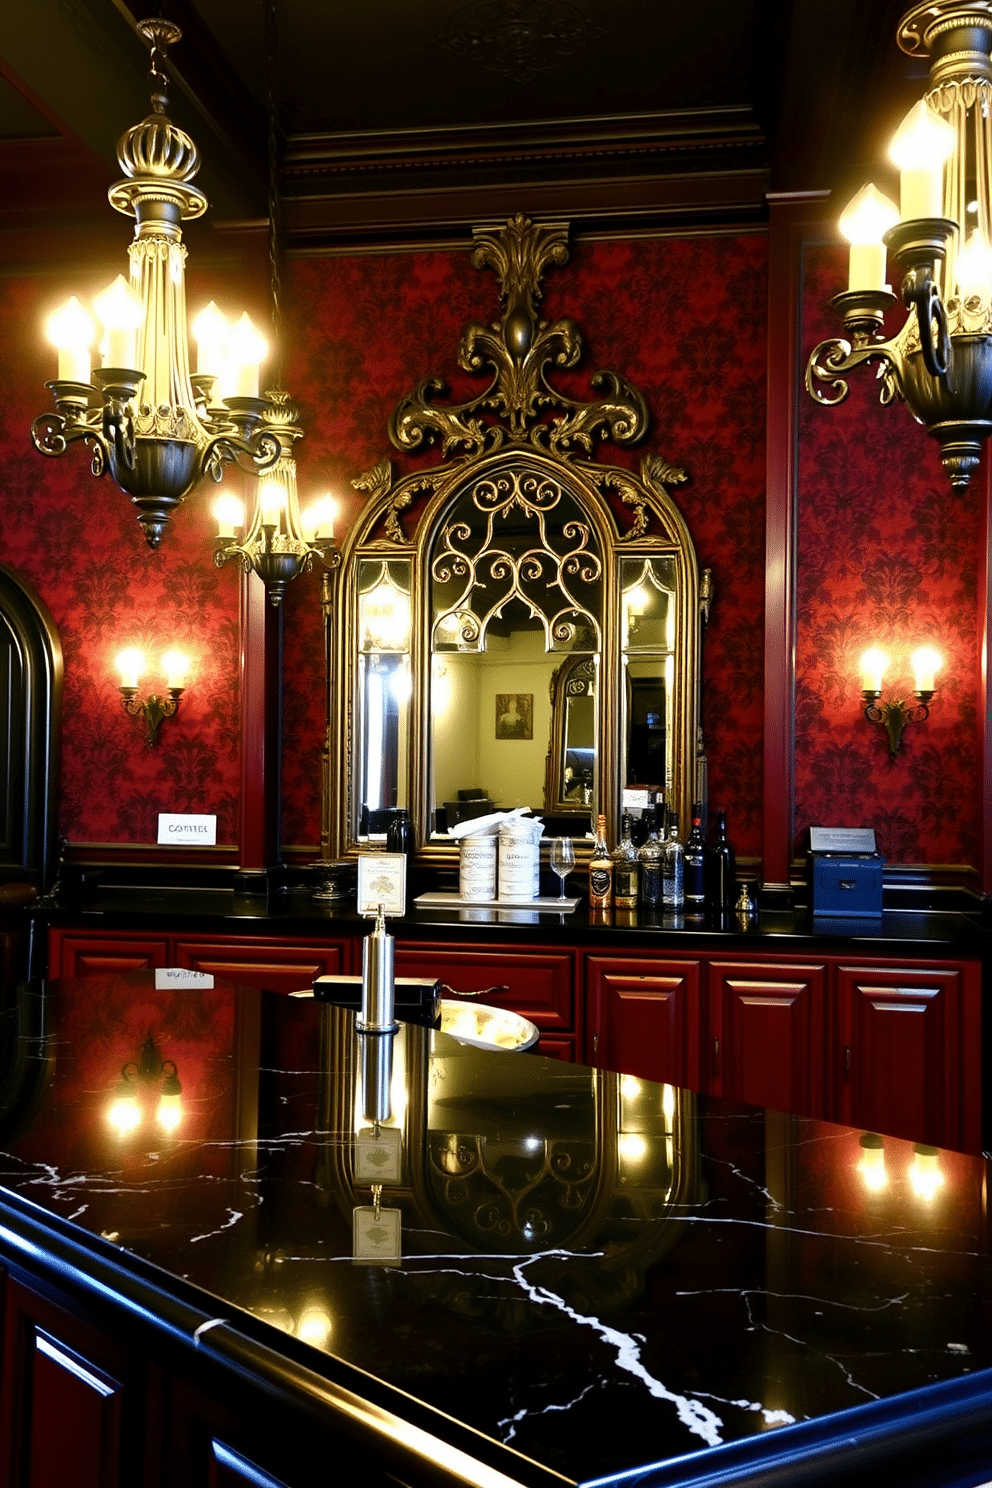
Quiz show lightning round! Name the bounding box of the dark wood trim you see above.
[237,573,284,892]
[761,194,831,906]
[981,456,992,901]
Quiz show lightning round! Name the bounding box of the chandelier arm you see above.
[805,337,903,407]
[203,429,281,479]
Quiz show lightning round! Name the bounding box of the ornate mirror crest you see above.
[324,214,710,860]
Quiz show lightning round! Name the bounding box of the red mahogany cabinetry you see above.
[46,925,983,1149]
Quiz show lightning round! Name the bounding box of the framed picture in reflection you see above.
[495,693,533,740]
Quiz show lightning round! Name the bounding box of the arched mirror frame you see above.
[323,215,710,863]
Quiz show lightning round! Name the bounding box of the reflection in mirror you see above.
[429,472,601,833]
[356,559,412,840]
[621,557,677,801]
[545,655,597,817]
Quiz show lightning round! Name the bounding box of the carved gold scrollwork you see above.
[388,213,649,459]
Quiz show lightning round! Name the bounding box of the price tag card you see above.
[357,853,406,917]
[355,1126,402,1184]
[353,1205,402,1265]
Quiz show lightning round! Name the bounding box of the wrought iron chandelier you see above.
[807,1,992,490]
[211,0,338,605]
[32,19,282,548]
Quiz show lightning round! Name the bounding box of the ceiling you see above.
[0,0,924,261]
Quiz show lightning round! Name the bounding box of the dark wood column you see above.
[236,570,284,894]
[761,192,830,907]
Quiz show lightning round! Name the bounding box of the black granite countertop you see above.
[41,880,992,956]
[0,971,991,1486]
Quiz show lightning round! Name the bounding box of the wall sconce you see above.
[106,1033,183,1139]
[115,647,189,746]
[859,646,942,758]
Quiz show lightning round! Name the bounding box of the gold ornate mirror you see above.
[323,215,710,860]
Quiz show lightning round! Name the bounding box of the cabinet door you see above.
[172,939,348,993]
[709,961,827,1118]
[585,956,701,1086]
[395,943,574,1032]
[48,930,169,977]
[834,962,980,1150]
[0,1278,150,1488]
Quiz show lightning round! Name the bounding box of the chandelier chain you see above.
[265,0,283,385]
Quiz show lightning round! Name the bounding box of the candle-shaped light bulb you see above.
[161,650,189,690]
[115,647,145,690]
[838,183,899,292]
[213,492,246,539]
[225,312,267,398]
[955,229,992,299]
[300,494,337,541]
[191,300,229,378]
[93,275,144,370]
[860,647,888,693]
[258,479,287,527]
[45,296,96,383]
[888,100,955,221]
[911,645,941,693]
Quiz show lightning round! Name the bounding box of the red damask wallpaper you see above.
[0,270,247,848]
[795,242,982,867]
[1,224,980,871]
[280,232,769,856]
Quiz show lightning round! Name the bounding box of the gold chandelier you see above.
[32,19,280,548]
[807,1,992,490]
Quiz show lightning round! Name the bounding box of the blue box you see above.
[808,827,883,918]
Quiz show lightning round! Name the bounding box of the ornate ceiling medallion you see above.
[437,0,605,84]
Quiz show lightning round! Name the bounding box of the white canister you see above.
[498,834,539,901]
[459,834,497,902]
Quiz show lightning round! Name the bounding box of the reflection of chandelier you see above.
[360,565,412,652]
[32,21,280,548]
[806,3,992,489]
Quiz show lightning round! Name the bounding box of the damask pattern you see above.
[282,233,769,855]
[4,235,765,858]
[0,275,243,847]
[795,243,981,866]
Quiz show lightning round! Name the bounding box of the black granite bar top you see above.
[0,971,991,1487]
[41,882,992,956]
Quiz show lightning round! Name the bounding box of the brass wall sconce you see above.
[859,646,941,758]
[115,647,189,746]
[106,1033,183,1139]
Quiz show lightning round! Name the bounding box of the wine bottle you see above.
[612,813,640,910]
[589,814,613,909]
[638,807,663,908]
[661,810,684,908]
[708,810,736,915]
[684,804,707,912]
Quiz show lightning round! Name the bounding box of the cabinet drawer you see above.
[49,931,169,978]
[395,943,575,1031]
[172,939,348,992]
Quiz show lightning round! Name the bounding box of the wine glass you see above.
[549,837,575,900]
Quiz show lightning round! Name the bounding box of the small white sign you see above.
[155,968,215,990]
[158,813,217,846]
[622,788,651,812]
[357,853,406,917]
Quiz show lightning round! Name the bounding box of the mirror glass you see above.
[429,473,601,833]
[356,558,412,841]
[621,556,677,800]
